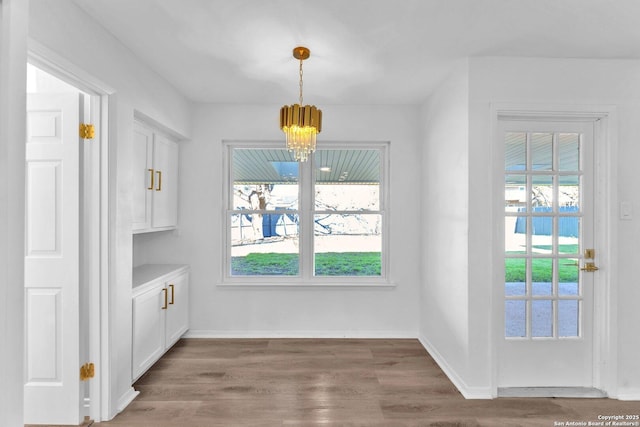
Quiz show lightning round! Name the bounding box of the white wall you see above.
[0,1,27,425]
[419,61,477,395]
[134,103,422,337]
[28,0,192,419]
[467,57,640,398]
[419,57,640,400]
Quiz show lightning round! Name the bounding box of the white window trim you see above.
[220,140,392,287]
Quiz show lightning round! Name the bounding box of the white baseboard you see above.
[184,330,417,339]
[616,388,640,401]
[418,335,493,399]
[116,387,139,413]
[498,387,607,398]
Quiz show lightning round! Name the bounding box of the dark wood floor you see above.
[97,339,639,426]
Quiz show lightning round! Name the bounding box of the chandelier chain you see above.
[299,58,304,105]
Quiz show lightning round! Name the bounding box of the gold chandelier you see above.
[280,46,322,162]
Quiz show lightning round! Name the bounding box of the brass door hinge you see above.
[80,362,95,381]
[79,123,95,140]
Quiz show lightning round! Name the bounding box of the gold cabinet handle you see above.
[161,288,168,309]
[580,262,599,272]
[169,284,175,305]
[147,168,154,190]
[156,170,162,191]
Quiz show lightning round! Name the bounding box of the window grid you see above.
[504,131,583,340]
[224,142,389,285]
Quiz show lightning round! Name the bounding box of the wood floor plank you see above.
[95,339,639,427]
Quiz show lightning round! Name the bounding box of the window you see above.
[224,142,388,284]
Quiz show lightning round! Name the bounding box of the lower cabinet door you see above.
[165,272,189,348]
[132,285,166,381]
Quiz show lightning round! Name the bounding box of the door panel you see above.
[25,288,62,382]
[499,120,595,388]
[26,161,61,254]
[24,93,82,424]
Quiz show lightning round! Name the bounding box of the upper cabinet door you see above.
[132,122,154,231]
[151,133,179,229]
[132,120,180,233]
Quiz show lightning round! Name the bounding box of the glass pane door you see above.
[504,131,583,339]
[499,118,596,389]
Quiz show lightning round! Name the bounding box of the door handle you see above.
[580,262,599,272]
[156,170,162,191]
[169,284,175,305]
[161,288,168,309]
[147,168,154,190]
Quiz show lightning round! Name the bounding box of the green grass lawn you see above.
[505,244,579,282]
[231,252,300,275]
[505,257,578,282]
[315,252,381,276]
[231,251,576,282]
[231,252,381,276]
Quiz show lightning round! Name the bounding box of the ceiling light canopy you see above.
[280,46,322,162]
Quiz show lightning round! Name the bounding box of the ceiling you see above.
[71,0,640,105]
[233,148,380,184]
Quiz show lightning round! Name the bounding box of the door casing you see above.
[490,104,618,398]
[28,41,112,421]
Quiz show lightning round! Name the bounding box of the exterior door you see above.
[498,119,597,388]
[24,93,82,424]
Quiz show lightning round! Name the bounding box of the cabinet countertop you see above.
[133,264,190,293]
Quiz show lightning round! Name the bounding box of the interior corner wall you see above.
[134,103,422,338]
[28,0,192,420]
[0,1,28,425]
[468,56,640,399]
[419,61,473,394]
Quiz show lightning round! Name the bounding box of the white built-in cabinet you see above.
[132,264,189,381]
[132,120,179,233]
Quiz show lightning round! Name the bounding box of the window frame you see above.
[221,140,391,287]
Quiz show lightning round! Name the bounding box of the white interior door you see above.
[24,93,82,424]
[498,119,597,389]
